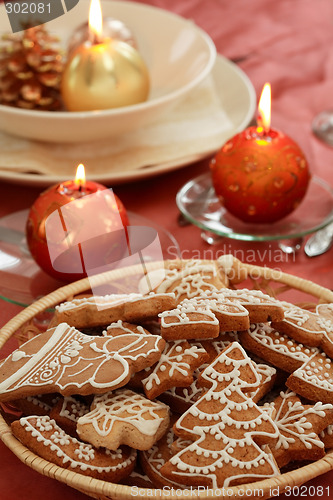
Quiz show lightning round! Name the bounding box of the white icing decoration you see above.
[247,323,319,362]
[270,391,331,451]
[104,320,149,337]
[0,322,164,397]
[293,352,333,392]
[159,303,219,328]
[167,342,280,488]
[56,293,141,312]
[17,415,136,473]
[11,350,29,362]
[280,303,333,347]
[142,340,206,392]
[59,396,89,422]
[78,389,168,437]
[217,255,235,275]
[154,261,220,299]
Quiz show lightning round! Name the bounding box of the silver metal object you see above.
[304,222,333,257]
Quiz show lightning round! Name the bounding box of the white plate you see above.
[0,0,216,142]
[0,55,256,186]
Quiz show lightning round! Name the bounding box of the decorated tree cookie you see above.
[161,342,280,488]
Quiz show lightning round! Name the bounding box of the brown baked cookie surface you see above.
[0,322,165,402]
[77,389,170,451]
[11,415,136,482]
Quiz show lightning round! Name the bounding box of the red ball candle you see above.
[26,164,129,282]
[210,84,311,224]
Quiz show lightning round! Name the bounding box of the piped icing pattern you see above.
[159,303,220,340]
[104,320,151,337]
[140,415,190,489]
[272,303,333,356]
[52,292,177,329]
[11,415,136,481]
[240,322,320,373]
[0,322,165,402]
[160,334,240,413]
[141,340,208,399]
[77,389,170,451]
[49,396,89,438]
[287,350,333,403]
[160,342,280,488]
[263,390,333,467]
[197,289,284,323]
[56,294,141,312]
[140,260,228,301]
[10,393,60,416]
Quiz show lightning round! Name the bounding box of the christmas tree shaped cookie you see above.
[161,342,280,488]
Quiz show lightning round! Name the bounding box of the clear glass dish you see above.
[177,172,333,242]
[0,209,180,307]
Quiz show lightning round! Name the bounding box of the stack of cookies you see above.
[1,258,333,490]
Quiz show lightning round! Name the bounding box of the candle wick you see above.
[79,183,83,193]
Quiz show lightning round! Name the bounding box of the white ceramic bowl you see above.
[0,0,216,143]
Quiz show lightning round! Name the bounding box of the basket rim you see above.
[1,258,333,499]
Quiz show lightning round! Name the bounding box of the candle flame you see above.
[89,0,103,38]
[257,83,271,134]
[75,164,86,188]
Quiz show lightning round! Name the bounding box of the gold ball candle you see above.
[210,83,311,224]
[61,0,150,112]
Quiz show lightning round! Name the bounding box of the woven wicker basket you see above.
[1,259,333,500]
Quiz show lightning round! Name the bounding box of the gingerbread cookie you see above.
[141,340,209,399]
[140,415,189,489]
[264,391,333,467]
[104,320,152,338]
[11,415,136,482]
[161,342,280,488]
[239,322,319,373]
[123,292,177,323]
[286,351,333,404]
[50,294,139,328]
[200,289,284,323]
[51,292,176,329]
[159,303,220,341]
[159,333,240,413]
[0,322,165,402]
[49,396,89,437]
[77,389,170,451]
[240,323,333,404]
[160,333,275,413]
[139,260,228,302]
[320,424,333,448]
[272,302,333,356]
[9,393,60,417]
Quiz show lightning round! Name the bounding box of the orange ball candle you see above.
[26,164,129,282]
[210,84,311,224]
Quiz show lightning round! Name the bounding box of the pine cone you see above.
[0,26,64,111]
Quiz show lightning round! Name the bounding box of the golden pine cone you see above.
[0,25,64,111]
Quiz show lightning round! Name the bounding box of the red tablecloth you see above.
[1,0,333,498]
